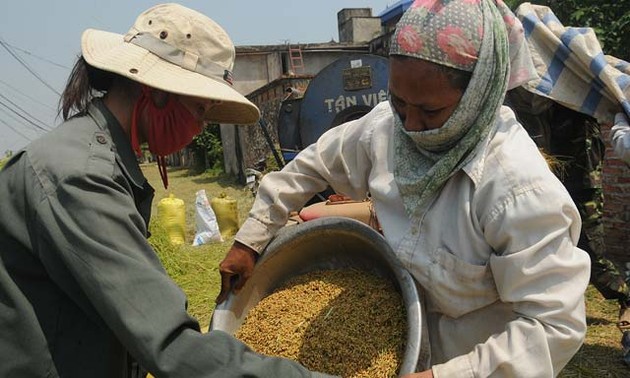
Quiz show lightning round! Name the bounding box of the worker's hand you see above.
[400,370,433,378]
[216,241,258,304]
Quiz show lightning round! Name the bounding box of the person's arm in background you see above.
[611,112,630,164]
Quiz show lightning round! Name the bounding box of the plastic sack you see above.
[157,193,186,245]
[192,189,223,246]
[211,192,239,239]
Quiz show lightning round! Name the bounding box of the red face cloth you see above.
[131,86,203,188]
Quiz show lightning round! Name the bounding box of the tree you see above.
[190,124,223,173]
[505,0,630,62]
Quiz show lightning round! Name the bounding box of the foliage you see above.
[505,0,630,61]
[190,124,224,173]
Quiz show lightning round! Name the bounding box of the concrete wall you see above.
[234,50,365,93]
[339,18,382,44]
[338,8,382,43]
[233,53,283,95]
[338,8,372,23]
[222,77,312,183]
[301,51,365,76]
[220,124,239,177]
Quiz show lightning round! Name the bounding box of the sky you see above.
[0,0,394,156]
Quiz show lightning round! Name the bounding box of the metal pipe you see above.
[258,118,285,169]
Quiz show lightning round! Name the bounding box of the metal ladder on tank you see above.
[288,44,305,75]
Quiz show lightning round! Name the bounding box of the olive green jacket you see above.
[0,99,329,378]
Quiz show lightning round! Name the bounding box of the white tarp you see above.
[515,2,630,124]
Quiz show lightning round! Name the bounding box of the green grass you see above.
[559,286,628,377]
[144,163,629,376]
[143,163,253,328]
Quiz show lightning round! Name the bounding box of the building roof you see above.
[236,41,370,54]
[378,0,413,24]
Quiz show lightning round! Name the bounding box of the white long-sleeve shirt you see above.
[236,102,590,377]
[612,112,630,164]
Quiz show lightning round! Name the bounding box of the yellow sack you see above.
[157,193,186,245]
[211,193,238,239]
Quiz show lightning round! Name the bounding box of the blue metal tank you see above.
[278,54,389,161]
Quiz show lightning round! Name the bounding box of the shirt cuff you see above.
[432,353,474,378]
[234,217,276,254]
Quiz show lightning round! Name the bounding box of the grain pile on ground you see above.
[234,269,407,378]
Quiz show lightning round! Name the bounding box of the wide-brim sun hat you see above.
[81,3,260,125]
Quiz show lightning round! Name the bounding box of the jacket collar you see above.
[87,98,146,189]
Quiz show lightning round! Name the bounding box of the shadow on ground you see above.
[587,316,615,326]
[561,343,627,377]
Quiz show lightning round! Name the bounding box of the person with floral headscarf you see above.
[218,1,590,376]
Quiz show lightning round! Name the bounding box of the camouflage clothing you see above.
[507,87,630,304]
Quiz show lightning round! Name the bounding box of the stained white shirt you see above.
[612,112,630,164]
[236,101,590,378]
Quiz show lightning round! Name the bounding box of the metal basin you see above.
[210,216,421,375]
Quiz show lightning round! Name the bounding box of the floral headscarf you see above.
[389,0,537,218]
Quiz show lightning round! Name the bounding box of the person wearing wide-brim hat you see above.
[0,4,334,378]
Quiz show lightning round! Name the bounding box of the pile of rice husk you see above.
[234,269,407,378]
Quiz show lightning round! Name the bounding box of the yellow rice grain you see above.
[235,269,406,378]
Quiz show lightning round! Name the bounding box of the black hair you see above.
[58,56,116,120]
